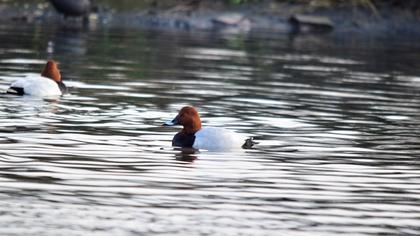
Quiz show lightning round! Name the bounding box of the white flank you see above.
[10,75,61,96]
[193,127,246,151]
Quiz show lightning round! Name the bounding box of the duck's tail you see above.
[6,87,24,95]
[242,137,258,149]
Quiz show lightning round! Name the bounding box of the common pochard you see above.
[164,106,255,151]
[7,60,67,96]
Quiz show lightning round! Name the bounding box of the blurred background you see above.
[0,0,420,236]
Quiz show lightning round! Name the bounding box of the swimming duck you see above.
[164,106,255,151]
[49,0,91,18]
[7,60,67,96]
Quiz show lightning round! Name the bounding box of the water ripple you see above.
[0,25,419,235]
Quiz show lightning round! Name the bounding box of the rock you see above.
[212,13,251,32]
[213,13,245,25]
[49,0,90,17]
[289,14,334,33]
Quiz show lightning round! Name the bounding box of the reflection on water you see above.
[1,24,420,235]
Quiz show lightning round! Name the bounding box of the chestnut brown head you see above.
[41,60,61,83]
[164,106,202,134]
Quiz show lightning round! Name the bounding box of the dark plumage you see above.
[49,0,91,17]
[7,87,25,95]
[172,132,196,148]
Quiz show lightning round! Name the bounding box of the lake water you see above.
[0,23,420,235]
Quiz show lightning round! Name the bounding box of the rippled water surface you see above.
[1,24,420,235]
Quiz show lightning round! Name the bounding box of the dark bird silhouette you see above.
[49,0,91,18]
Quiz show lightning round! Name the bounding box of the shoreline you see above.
[1,1,420,38]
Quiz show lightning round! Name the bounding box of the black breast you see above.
[57,81,68,94]
[172,132,196,148]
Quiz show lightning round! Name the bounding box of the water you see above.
[0,23,420,235]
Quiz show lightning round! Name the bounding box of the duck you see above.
[49,0,91,18]
[7,60,67,96]
[164,106,255,151]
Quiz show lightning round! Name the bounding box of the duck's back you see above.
[193,127,246,151]
[9,76,61,96]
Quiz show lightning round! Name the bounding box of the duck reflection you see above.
[174,147,198,162]
[47,27,89,57]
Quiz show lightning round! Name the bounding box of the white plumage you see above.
[9,75,62,96]
[193,127,247,151]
